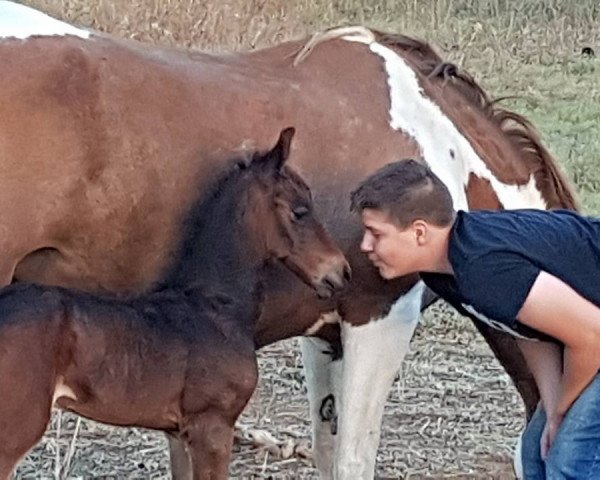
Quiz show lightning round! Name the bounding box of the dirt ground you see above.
[19,303,524,479]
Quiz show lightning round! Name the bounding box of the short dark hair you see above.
[350,159,455,227]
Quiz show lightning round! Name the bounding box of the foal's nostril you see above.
[343,264,352,282]
[315,277,335,299]
[323,277,336,291]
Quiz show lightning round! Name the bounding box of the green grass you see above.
[489,58,600,214]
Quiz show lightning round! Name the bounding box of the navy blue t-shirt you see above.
[421,209,600,341]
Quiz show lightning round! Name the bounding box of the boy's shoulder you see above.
[458,207,586,224]
[450,208,600,271]
[454,208,596,240]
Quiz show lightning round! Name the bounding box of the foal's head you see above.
[241,128,350,298]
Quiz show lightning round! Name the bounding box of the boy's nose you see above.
[360,234,372,252]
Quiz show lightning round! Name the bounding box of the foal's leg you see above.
[334,282,424,480]
[168,436,193,480]
[0,397,52,478]
[0,362,54,478]
[183,413,234,480]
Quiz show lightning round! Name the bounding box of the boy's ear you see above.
[413,220,428,245]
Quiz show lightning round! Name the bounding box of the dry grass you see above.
[11,0,600,478]
[23,0,599,60]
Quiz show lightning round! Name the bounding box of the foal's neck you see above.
[161,167,267,306]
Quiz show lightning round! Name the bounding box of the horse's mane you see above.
[372,31,578,210]
[293,27,579,211]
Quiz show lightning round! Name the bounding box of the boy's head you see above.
[351,159,455,278]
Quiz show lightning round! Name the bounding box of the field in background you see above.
[17,0,600,478]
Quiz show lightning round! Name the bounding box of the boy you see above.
[351,159,600,479]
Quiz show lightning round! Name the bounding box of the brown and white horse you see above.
[0,2,577,478]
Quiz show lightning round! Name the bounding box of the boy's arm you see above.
[516,338,562,414]
[518,271,600,420]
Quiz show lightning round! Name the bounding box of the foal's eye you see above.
[292,206,309,221]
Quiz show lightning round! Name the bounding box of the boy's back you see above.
[423,209,600,339]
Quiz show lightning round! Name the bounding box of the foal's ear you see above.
[262,127,295,173]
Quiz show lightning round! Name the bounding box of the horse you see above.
[0,128,350,480]
[0,2,578,478]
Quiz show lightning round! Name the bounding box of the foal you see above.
[0,128,349,480]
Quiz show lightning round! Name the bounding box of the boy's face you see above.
[359,208,422,279]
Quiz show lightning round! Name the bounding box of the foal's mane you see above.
[159,135,302,297]
[293,27,578,211]
[158,148,274,291]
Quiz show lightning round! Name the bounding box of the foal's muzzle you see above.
[314,258,352,299]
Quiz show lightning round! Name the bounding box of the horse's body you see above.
[0,129,348,479]
[0,2,577,478]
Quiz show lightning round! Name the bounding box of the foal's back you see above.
[0,283,258,432]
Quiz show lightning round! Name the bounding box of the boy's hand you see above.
[541,413,564,459]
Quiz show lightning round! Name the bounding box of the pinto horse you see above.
[0,128,349,480]
[0,2,578,478]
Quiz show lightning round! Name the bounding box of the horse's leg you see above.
[300,336,343,480]
[472,322,539,419]
[333,282,424,480]
[184,412,234,480]
[167,436,193,480]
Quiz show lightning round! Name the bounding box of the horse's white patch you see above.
[342,30,546,211]
[52,377,77,405]
[0,1,90,40]
[305,310,341,336]
[335,281,425,479]
[461,303,536,340]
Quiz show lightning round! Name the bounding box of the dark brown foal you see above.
[0,128,349,480]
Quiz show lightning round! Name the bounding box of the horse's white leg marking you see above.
[333,282,424,479]
[301,336,343,480]
[0,1,90,40]
[52,377,77,406]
